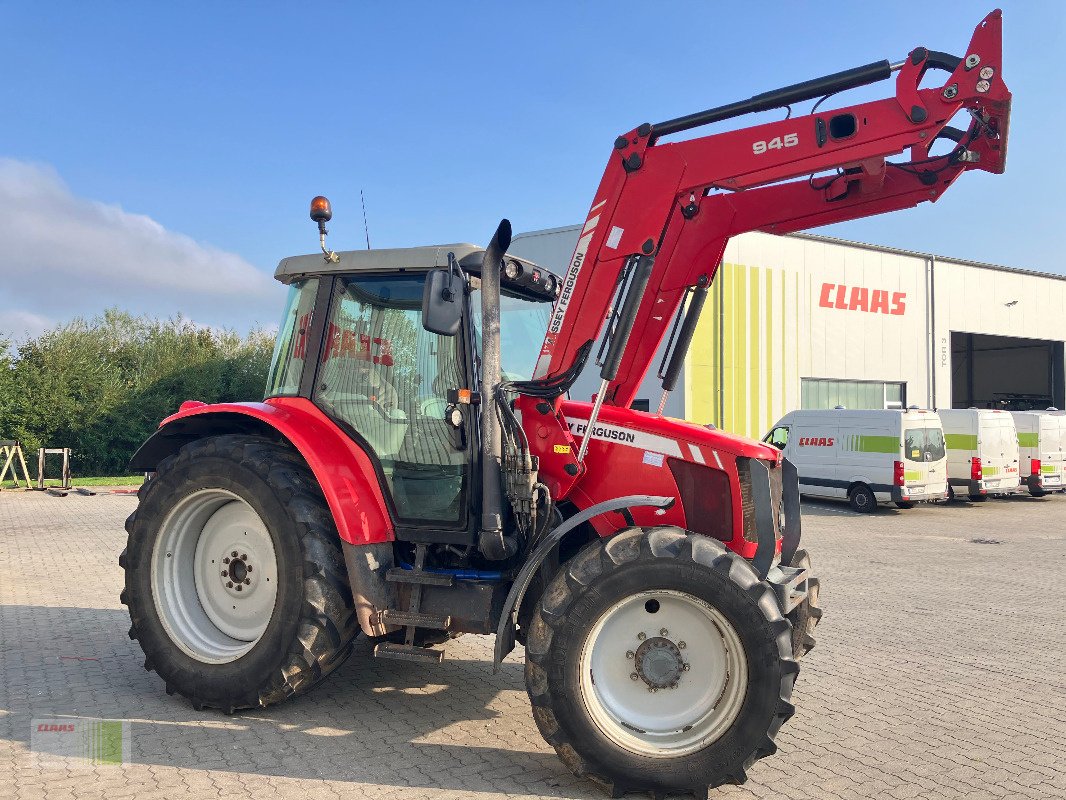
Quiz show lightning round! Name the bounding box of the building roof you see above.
[511,226,1066,284]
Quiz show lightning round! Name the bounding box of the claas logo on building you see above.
[819,283,905,315]
[798,437,835,447]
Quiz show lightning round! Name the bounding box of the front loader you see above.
[121,11,1010,797]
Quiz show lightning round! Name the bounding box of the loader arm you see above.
[532,9,1010,411]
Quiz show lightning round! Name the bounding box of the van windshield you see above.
[904,427,946,462]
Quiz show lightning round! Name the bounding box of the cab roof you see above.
[274,243,548,285]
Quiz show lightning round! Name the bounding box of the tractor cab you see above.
[266,241,560,544]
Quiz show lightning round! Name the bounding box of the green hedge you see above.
[0,310,274,476]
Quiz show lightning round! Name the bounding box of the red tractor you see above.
[121,12,1009,797]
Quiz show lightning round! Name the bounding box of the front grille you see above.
[737,457,783,543]
[736,458,757,542]
[768,462,784,533]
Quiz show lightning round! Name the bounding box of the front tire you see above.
[525,527,798,797]
[120,435,359,712]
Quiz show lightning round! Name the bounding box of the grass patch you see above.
[2,475,144,489]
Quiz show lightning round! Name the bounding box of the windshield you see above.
[472,290,552,382]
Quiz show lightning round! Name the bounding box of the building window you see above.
[801,378,906,410]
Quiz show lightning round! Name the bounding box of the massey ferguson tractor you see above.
[121,11,1009,797]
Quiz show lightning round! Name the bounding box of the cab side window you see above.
[767,426,789,450]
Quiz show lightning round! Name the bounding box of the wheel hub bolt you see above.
[678,641,687,649]
[227,581,233,588]
[221,571,227,577]
[659,628,669,636]
[630,673,639,681]
[626,650,634,659]
[223,557,230,564]
[231,551,238,558]
[247,566,253,573]
[236,585,243,592]
[648,687,658,693]
[241,553,247,560]
[637,632,646,641]
[244,579,251,585]
[682,663,690,672]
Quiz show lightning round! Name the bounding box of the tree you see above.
[0,310,273,475]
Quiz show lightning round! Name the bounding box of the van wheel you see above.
[893,501,915,509]
[1029,488,1047,498]
[968,493,987,502]
[848,484,876,513]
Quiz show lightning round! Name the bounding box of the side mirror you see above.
[422,254,464,336]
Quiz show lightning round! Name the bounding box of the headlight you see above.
[504,260,521,280]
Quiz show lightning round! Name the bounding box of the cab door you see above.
[312,273,476,539]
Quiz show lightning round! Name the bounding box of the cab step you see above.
[386,567,454,587]
[373,642,445,664]
[378,609,451,630]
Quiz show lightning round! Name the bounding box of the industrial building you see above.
[510,226,1066,442]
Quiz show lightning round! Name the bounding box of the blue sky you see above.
[0,1,1061,337]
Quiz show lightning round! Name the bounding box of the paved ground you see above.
[1,489,1065,800]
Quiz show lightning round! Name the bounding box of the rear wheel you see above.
[525,527,798,796]
[894,501,916,509]
[849,484,876,513]
[968,493,988,502]
[121,435,359,712]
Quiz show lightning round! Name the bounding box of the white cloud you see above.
[0,159,279,339]
[0,310,53,341]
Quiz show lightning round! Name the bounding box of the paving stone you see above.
[2,490,1065,799]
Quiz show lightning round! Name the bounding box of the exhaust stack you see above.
[478,219,518,561]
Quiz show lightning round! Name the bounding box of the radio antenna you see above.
[360,190,371,250]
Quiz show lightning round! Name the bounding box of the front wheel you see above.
[121,435,359,712]
[525,527,798,796]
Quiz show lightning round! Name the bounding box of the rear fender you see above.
[130,397,394,545]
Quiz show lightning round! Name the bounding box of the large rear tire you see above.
[525,527,798,797]
[785,548,822,659]
[120,434,359,712]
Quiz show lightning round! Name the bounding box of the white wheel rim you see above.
[151,489,279,664]
[579,590,748,757]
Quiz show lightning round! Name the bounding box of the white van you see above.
[1010,411,1066,496]
[764,408,948,513]
[937,408,1020,501]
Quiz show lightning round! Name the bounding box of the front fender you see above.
[130,397,394,545]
